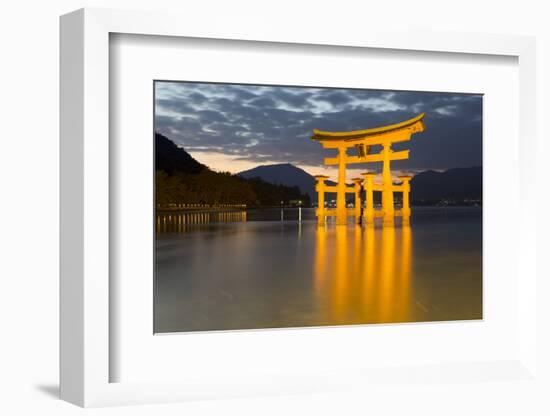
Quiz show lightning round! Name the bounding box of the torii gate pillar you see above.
[336,147,348,225]
[382,143,395,226]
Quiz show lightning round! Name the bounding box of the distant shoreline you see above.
[156,205,481,213]
[156,205,310,212]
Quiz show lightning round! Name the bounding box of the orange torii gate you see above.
[311,113,425,226]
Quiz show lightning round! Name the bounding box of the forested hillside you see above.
[155,133,310,207]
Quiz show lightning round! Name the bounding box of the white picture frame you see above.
[60,7,538,408]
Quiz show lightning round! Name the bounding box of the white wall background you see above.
[1,1,548,415]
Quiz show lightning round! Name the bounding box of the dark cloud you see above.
[231,87,258,101]
[188,92,207,104]
[270,89,313,108]
[196,109,229,123]
[155,98,195,115]
[155,81,482,171]
[313,91,354,106]
[247,96,278,108]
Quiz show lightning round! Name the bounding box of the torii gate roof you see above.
[311,113,425,142]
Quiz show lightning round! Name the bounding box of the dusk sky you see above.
[155,81,482,181]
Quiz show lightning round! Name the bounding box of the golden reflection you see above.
[398,225,412,319]
[156,210,247,233]
[314,226,327,294]
[362,224,376,320]
[378,226,396,322]
[314,223,413,325]
[332,225,349,321]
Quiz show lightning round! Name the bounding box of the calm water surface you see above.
[154,207,482,333]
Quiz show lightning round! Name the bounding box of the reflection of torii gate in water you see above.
[311,113,426,226]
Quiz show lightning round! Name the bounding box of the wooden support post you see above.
[362,172,376,226]
[354,179,362,222]
[314,175,329,226]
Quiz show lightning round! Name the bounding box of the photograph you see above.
[5,1,542,412]
[153,81,483,333]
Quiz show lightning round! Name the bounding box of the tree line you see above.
[155,133,310,207]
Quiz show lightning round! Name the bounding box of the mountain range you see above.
[410,167,482,203]
[238,164,482,205]
[156,132,481,206]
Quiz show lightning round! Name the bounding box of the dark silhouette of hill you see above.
[156,132,206,174]
[238,163,318,199]
[410,167,482,204]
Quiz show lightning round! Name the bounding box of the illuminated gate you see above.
[312,113,425,226]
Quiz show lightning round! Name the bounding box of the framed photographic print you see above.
[152,80,483,334]
[60,8,539,408]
